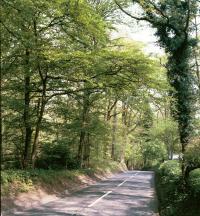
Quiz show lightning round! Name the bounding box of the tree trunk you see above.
[30,19,48,168]
[31,75,47,168]
[194,16,200,94]
[83,132,90,168]
[78,130,85,168]
[23,49,32,169]
[78,89,90,168]
[0,57,2,164]
[111,103,117,160]
[121,102,127,163]
[168,42,193,178]
[107,99,117,121]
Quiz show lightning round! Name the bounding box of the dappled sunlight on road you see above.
[14,171,158,216]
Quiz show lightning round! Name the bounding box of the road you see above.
[14,171,158,216]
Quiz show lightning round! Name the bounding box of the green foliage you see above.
[90,160,125,173]
[1,170,34,195]
[1,0,171,171]
[1,161,124,196]
[156,161,200,216]
[149,119,179,159]
[156,161,183,216]
[130,0,199,162]
[125,143,142,167]
[142,139,167,167]
[36,141,80,169]
[185,137,200,167]
[1,4,199,216]
[189,168,200,196]
[158,160,181,182]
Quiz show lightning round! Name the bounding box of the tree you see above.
[1,0,171,171]
[149,119,179,160]
[0,0,109,168]
[115,0,199,177]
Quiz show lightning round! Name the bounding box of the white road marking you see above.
[117,172,138,187]
[88,191,112,207]
[88,172,138,208]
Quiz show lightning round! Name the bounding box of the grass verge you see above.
[1,160,126,206]
[1,160,126,214]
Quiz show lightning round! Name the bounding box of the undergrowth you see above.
[155,161,200,216]
[1,160,125,197]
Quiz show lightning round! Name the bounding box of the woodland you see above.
[1,1,200,215]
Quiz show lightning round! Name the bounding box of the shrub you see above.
[1,170,34,195]
[158,160,181,182]
[185,138,200,169]
[156,161,200,216]
[189,168,200,196]
[35,141,80,169]
[1,160,123,197]
[142,139,168,167]
[156,161,184,216]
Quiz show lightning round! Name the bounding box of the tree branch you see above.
[114,0,151,22]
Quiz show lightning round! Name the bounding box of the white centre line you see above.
[117,172,138,187]
[88,191,112,208]
[88,172,138,208]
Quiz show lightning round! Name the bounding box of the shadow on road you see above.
[13,171,158,216]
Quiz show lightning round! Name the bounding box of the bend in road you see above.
[14,171,158,216]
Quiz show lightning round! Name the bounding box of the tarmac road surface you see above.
[14,171,158,216]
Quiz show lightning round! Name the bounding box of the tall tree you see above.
[0,0,109,168]
[115,0,199,177]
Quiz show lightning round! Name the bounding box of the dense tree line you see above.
[1,1,200,216]
[1,0,199,179]
[115,0,200,178]
[1,0,167,169]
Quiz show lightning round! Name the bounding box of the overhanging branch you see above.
[114,0,151,22]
